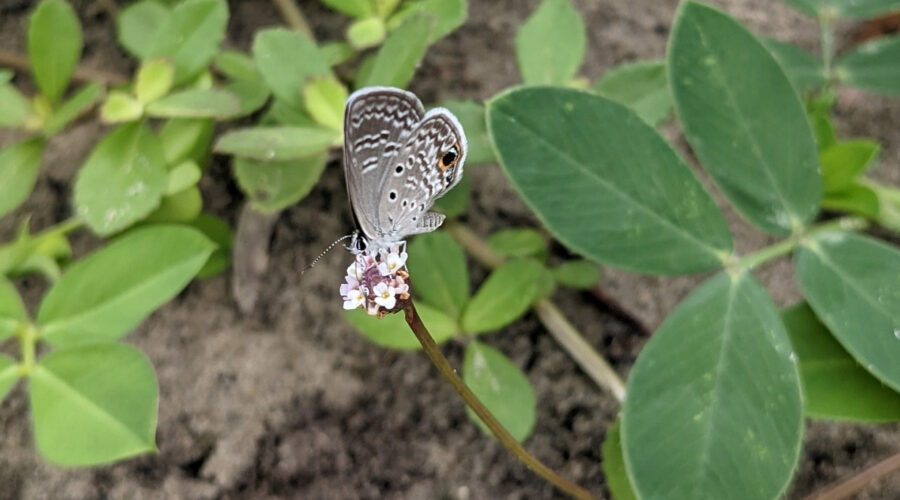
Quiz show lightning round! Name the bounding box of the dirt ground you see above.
[1,0,899,498]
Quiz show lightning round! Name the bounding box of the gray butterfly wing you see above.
[376,108,467,243]
[343,87,425,241]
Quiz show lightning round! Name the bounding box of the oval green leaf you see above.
[100,91,144,124]
[344,302,457,350]
[463,341,536,443]
[357,15,433,89]
[215,126,337,161]
[302,77,348,132]
[601,419,638,500]
[794,231,900,392]
[143,186,203,224]
[189,214,233,279]
[253,29,332,110]
[135,59,175,104]
[593,60,673,126]
[0,278,26,343]
[407,231,469,319]
[515,0,585,86]
[117,0,171,60]
[461,259,546,334]
[347,17,386,50]
[622,272,803,500]
[158,118,214,166]
[487,228,546,259]
[38,225,214,347]
[27,0,83,105]
[145,0,228,85]
[669,2,821,236]
[552,260,601,290]
[836,36,900,96]
[321,0,374,18]
[30,343,158,466]
[145,88,241,119]
[782,303,900,422]
[488,87,732,275]
[233,154,328,213]
[0,80,31,128]
[387,0,467,43]
[74,122,168,235]
[0,138,46,219]
[820,140,880,193]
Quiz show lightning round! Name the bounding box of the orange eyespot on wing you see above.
[437,144,460,172]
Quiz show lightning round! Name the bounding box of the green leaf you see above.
[321,0,374,18]
[189,214,233,278]
[146,0,229,85]
[515,0,585,85]
[144,186,203,224]
[213,51,271,116]
[215,126,338,161]
[794,232,900,392]
[224,78,271,117]
[622,272,803,500]
[807,93,837,151]
[820,140,880,192]
[387,0,467,43]
[0,278,26,343]
[822,184,880,218]
[357,14,433,89]
[593,60,674,126]
[432,174,469,218]
[213,50,259,81]
[763,39,826,94]
[117,0,171,60]
[233,154,328,213]
[302,77,348,131]
[320,42,354,66]
[145,88,240,119]
[135,59,175,104]
[670,2,821,236]
[552,260,601,290]
[74,123,168,235]
[158,118,214,166]
[347,17,387,49]
[601,420,638,500]
[0,138,46,219]
[461,259,546,334]
[836,36,900,96]
[463,341,536,442]
[487,229,545,259]
[30,343,158,466]
[165,160,202,195]
[0,354,17,403]
[345,303,457,350]
[780,0,900,19]
[43,83,103,136]
[487,87,732,275]
[441,100,495,165]
[28,0,83,105]
[407,231,469,319]
[268,99,317,126]
[253,29,332,110]
[0,80,31,128]
[782,303,900,422]
[38,225,214,346]
[100,91,144,123]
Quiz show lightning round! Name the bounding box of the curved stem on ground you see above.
[403,299,601,500]
[444,222,626,402]
[271,0,315,41]
[801,452,900,500]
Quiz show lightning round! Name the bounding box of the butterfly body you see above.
[343,87,467,253]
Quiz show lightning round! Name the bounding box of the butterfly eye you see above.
[441,147,458,167]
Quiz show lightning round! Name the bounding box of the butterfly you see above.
[342,86,467,253]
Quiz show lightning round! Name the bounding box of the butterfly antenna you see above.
[301,234,354,275]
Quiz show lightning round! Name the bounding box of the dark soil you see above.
[1,0,899,499]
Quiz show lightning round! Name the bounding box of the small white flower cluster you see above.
[340,246,410,316]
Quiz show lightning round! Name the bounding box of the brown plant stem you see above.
[0,49,127,87]
[445,221,627,402]
[801,452,900,500]
[402,299,601,500]
[271,0,315,41]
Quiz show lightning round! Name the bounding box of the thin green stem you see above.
[39,216,84,238]
[818,10,836,81]
[271,0,315,41]
[17,323,38,377]
[403,300,600,500]
[445,222,626,402]
[733,216,868,271]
